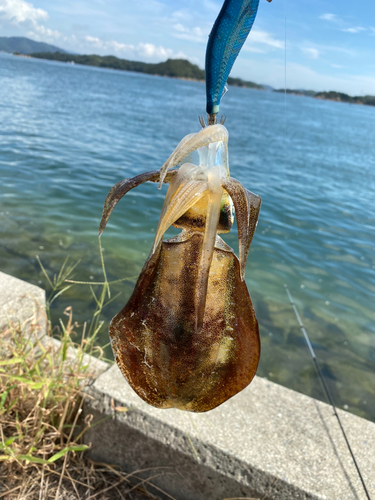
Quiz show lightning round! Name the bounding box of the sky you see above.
[1,0,375,95]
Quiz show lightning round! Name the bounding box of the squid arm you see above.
[153,162,206,250]
[221,177,261,281]
[152,178,209,252]
[99,169,178,236]
[195,166,223,330]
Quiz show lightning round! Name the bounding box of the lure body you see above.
[100,125,261,412]
[206,0,260,116]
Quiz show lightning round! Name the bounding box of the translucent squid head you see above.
[172,139,234,233]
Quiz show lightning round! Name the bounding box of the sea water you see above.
[0,53,374,420]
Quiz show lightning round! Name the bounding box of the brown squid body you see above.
[100,124,261,412]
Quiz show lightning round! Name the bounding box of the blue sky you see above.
[1,0,374,94]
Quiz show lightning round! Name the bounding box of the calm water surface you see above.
[1,53,374,420]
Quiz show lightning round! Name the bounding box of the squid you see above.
[100,123,261,412]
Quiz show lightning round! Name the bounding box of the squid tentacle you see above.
[156,132,196,190]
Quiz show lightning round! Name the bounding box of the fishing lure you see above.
[206,0,272,124]
[100,124,261,412]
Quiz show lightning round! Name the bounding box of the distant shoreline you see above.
[22,51,263,91]
[273,88,375,107]
[14,51,375,108]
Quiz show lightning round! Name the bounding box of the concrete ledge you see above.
[2,272,375,499]
[0,272,108,380]
[0,271,46,334]
[84,366,375,500]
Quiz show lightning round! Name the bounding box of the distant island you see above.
[0,36,68,55]
[28,51,264,89]
[275,88,375,107]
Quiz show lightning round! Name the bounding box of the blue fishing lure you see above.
[205,0,268,119]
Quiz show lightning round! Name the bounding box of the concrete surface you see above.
[0,271,46,334]
[84,364,375,500]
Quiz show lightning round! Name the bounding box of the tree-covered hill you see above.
[29,51,264,89]
[0,37,68,55]
[275,88,375,107]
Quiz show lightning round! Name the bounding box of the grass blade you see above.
[48,445,89,463]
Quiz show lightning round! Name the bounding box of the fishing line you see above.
[284,285,372,500]
[284,0,287,136]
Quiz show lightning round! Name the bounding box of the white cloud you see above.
[320,13,337,22]
[241,46,265,54]
[171,9,193,23]
[172,24,283,51]
[172,23,207,43]
[320,14,368,35]
[84,34,130,51]
[0,0,47,25]
[84,35,100,44]
[302,47,319,59]
[342,27,366,34]
[316,44,355,57]
[173,23,185,32]
[82,35,189,62]
[138,42,186,60]
[0,0,63,41]
[246,29,284,50]
[30,24,61,39]
[299,42,355,58]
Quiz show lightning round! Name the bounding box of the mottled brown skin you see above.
[110,231,260,412]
